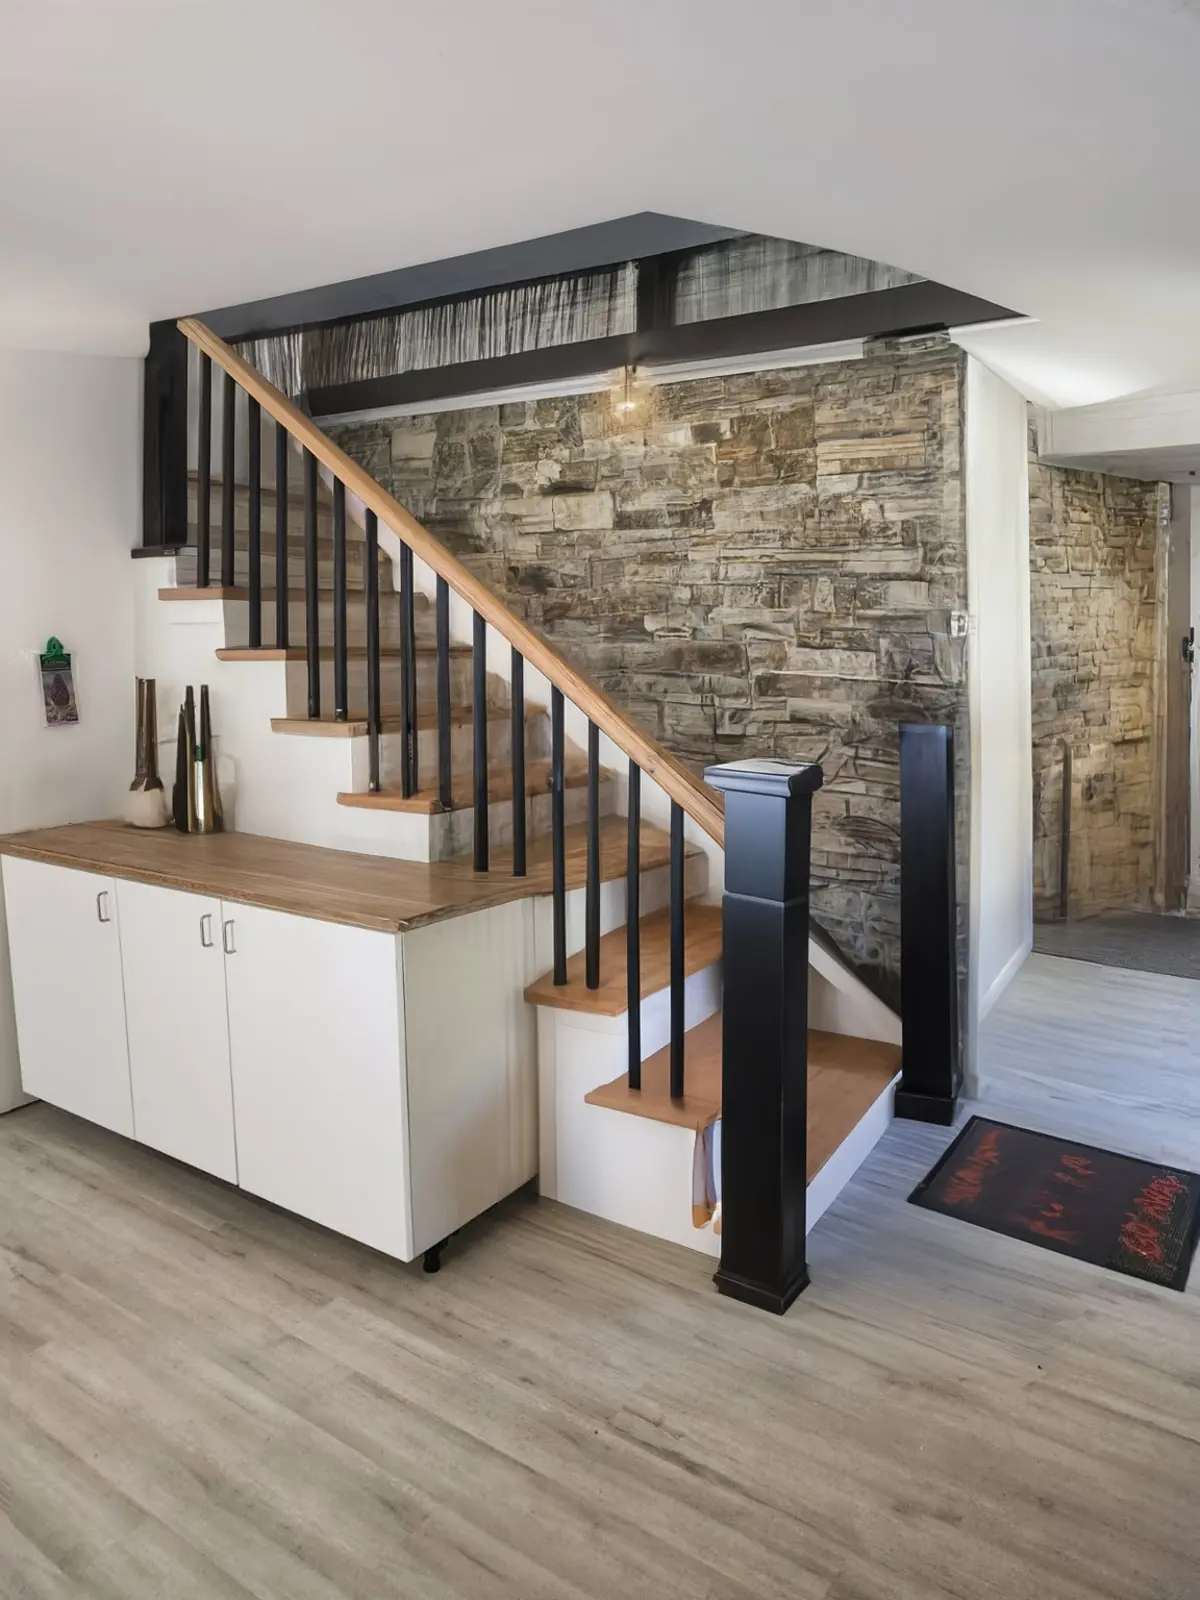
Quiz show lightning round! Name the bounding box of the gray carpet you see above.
[1034,912,1200,980]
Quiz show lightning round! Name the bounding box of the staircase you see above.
[134,318,905,1308]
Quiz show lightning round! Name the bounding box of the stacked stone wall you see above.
[329,342,969,1001]
[1028,445,1163,918]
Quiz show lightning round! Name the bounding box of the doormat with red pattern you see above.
[909,1117,1200,1291]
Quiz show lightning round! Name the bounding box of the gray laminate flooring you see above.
[2,951,1200,1598]
[1034,909,1200,979]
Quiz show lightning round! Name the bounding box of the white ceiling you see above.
[3,0,1199,409]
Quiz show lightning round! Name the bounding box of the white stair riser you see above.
[188,485,339,541]
[534,961,724,1258]
[176,547,391,592]
[223,596,433,652]
[362,710,551,790]
[283,654,493,718]
[426,775,617,861]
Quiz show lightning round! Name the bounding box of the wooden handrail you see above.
[179,318,725,846]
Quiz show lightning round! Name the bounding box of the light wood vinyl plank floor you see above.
[2,951,1200,1597]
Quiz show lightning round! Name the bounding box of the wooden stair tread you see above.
[337,755,597,814]
[585,1015,901,1176]
[524,903,722,1017]
[215,644,469,662]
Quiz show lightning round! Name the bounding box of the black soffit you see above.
[193,210,1020,415]
[304,281,1020,419]
[200,212,746,342]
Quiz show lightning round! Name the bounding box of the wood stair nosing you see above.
[584,1013,902,1181]
[523,902,723,1017]
[337,753,600,816]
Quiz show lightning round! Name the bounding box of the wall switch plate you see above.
[949,610,970,639]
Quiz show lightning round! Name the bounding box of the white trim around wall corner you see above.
[977,934,1032,1024]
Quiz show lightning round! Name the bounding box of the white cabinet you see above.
[222,901,413,1259]
[1,857,133,1136]
[118,880,237,1183]
[1,852,537,1266]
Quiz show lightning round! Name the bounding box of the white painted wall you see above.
[965,356,1033,1079]
[1190,488,1200,913]
[0,350,141,1108]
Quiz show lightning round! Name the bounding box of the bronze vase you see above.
[124,677,169,828]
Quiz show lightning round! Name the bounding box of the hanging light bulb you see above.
[615,363,638,413]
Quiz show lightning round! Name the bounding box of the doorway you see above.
[1030,475,1194,976]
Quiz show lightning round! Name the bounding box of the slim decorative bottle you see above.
[192,685,224,834]
[124,677,170,828]
[173,687,196,833]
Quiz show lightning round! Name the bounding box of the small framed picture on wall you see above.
[39,637,79,728]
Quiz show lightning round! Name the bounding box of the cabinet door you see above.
[118,880,237,1182]
[222,902,412,1259]
[1,857,133,1136]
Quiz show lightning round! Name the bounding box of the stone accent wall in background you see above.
[329,341,968,1002]
[1028,441,1163,919]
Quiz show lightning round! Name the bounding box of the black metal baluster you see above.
[627,762,641,1088]
[274,423,289,648]
[670,799,685,1099]
[472,610,488,871]
[436,576,452,811]
[551,687,567,984]
[220,371,236,589]
[247,398,261,648]
[196,354,211,587]
[511,649,526,877]
[365,509,381,791]
[400,543,418,795]
[303,447,320,719]
[585,721,601,990]
[332,479,348,721]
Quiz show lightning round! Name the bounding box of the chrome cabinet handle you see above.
[222,918,236,955]
[200,913,214,948]
[96,891,111,924]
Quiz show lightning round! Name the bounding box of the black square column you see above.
[704,758,823,1315]
[895,723,961,1125]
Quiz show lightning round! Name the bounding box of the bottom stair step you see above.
[584,1011,902,1181]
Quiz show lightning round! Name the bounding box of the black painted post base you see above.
[893,1087,958,1127]
[705,758,823,1316]
[895,723,962,1126]
[714,1263,811,1316]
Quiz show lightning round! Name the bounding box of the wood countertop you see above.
[0,818,682,936]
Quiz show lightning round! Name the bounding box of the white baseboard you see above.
[978,934,1032,1023]
[806,1074,898,1233]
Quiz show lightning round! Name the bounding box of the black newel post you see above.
[704,757,823,1316]
[894,722,962,1125]
[142,318,189,549]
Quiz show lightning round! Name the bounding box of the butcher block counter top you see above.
[0,818,677,934]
